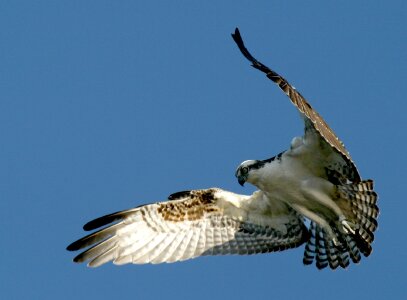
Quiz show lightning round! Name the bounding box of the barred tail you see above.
[303,180,379,269]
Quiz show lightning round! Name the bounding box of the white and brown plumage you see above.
[67,189,308,267]
[67,28,378,270]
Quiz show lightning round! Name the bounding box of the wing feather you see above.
[67,188,308,267]
[131,234,169,264]
[88,246,118,268]
[170,228,195,262]
[161,231,189,263]
[182,222,202,261]
[149,233,179,264]
[231,28,360,183]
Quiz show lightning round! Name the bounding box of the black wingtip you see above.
[231,27,272,75]
[66,240,81,252]
[83,217,106,231]
[83,215,115,231]
[168,190,191,200]
[82,210,128,231]
[231,27,247,58]
[231,27,241,41]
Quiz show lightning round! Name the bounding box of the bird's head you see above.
[235,160,262,186]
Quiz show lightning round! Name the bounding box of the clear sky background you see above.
[1,1,406,299]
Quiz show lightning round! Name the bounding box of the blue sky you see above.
[1,1,406,299]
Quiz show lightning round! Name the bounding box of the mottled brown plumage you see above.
[157,190,219,221]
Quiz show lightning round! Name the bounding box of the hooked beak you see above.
[238,177,246,186]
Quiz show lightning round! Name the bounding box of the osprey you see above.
[67,28,378,270]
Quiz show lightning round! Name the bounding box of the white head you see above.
[235,160,264,186]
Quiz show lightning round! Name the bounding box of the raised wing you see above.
[231,28,360,183]
[67,188,309,267]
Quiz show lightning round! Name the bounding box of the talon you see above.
[341,220,356,235]
[332,237,341,247]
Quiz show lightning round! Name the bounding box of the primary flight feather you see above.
[67,28,378,270]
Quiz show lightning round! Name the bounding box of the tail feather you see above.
[324,235,340,269]
[350,195,379,216]
[315,227,328,269]
[344,234,361,264]
[337,179,379,245]
[337,245,350,268]
[353,209,378,232]
[303,179,378,269]
[303,223,316,265]
[304,222,353,269]
[354,229,373,256]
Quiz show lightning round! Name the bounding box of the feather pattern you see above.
[302,180,378,269]
[231,28,378,269]
[67,28,379,271]
[231,28,360,183]
[67,189,308,267]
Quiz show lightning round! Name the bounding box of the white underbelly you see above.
[259,154,343,222]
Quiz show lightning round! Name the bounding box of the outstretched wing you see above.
[67,188,308,267]
[231,28,360,183]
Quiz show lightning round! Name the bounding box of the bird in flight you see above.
[67,28,378,270]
